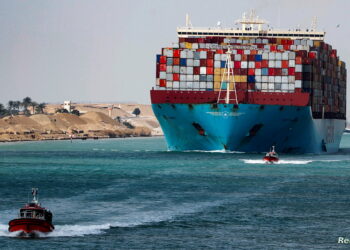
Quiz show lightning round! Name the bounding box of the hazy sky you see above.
[0,0,348,108]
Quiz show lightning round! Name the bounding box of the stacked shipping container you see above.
[155,37,346,119]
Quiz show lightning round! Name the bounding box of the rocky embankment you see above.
[0,104,162,142]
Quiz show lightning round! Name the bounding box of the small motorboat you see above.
[263,146,279,163]
[8,188,54,237]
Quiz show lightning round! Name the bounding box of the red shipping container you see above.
[283,45,290,50]
[251,50,257,55]
[173,50,180,58]
[288,67,295,75]
[240,69,247,75]
[207,59,214,67]
[207,67,214,75]
[248,83,255,90]
[248,68,255,75]
[296,50,307,57]
[270,45,277,51]
[173,58,180,65]
[234,69,240,75]
[156,63,160,78]
[262,60,269,68]
[275,68,282,75]
[295,88,302,93]
[242,55,248,61]
[237,49,243,54]
[295,57,302,64]
[282,60,289,68]
[207,51,214,59]
[160,56,166,64]
[255,61,261,68]
[295,72,302,80]
[216,49,224,54]
[194,67,200,75]
[302,58,312,64]
[159,79,166,87]
[200,59,207,66]
[173,73,180,81]
[179,38,185,43]
[160,64,166,71]
[308,51,317,59]
[248,55,255,61]
[268,68,275,76]
[234,61,241,68]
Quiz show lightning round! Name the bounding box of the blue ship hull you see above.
[152,103,345,154]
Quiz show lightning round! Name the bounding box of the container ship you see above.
[150,11,347,153]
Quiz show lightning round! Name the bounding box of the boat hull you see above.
[9,218,54,234]
[152,103,345,154]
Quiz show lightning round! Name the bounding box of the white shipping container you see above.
[207,82,213,89]
[193,82,200,88]
[282,76,288,83]
[288,83,295,91]
[200,67,206,74]
[244,50,250,55]
[290,45,297,50]
[255,76,262,82]
[275,76,282,82]
[214,54,221,60]
[186,75,193,81]
[200,51,207,59]
[289,60,295,67]
[282,52,289,60]
[255,69,261,75]
[268,76,274,83]
[221,54,227,61]
[180,81,186,89]
[166,66,173,73]
[186,82,193,89]
[276,53,282,60]
[295,65,302,72]
[214,61,221,68]
[156,78,160,86]
[288,52,296,60]
[248,61,255,68]
[288,76,295,83]
[295,80,302,88]
[235,54,242,61]
[262,52,269,60]
[180,67,187,74]
[255,83,262,89]
[173,81,179,89]
[269,61,275,68]
[166,74,173,81]
[275,61,282,68]
[173,66,180,73]
[262,76,268,82]
[269,52,276,60]
[166,81,173,88]
[241,61,248,68]
[180,50,187,58]
[187,50,194,58]
[193,75,199,81]
[187,59,194,67]
[180,74,186,81]
[192,43,199,49]
[262,83,268,89]
[194,60,200,67]
[268,83,275,90]
[200,82,206,88]
[159,72,166,79]
[186,67,193,75]
[281,83,289,90]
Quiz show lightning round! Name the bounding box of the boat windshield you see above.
[20,209,45,219]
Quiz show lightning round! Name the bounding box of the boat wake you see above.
[241,159,342,164]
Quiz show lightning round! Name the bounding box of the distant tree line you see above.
[0,97,46,118]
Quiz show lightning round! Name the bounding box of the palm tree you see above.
[7,100,14,115]
[22,97,32,115]
[30,101,38,115]
[35,103,46,114]
[13,101,21,114]
[0,103,7,117]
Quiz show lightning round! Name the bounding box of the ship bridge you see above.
[177,10,325,40]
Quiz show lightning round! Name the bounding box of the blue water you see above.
[1,136,350,249]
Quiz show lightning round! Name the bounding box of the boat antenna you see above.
[32,188,39,204]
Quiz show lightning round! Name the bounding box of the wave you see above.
[182,149,245,154]
[241,159,342,165]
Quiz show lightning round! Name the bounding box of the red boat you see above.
[8,188,54,237]
[263,146,279,163]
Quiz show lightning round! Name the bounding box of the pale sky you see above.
[0,0,348,111]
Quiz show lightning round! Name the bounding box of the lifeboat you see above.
[263,146,279,163]
[8,188,54,237]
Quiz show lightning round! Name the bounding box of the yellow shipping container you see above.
[214,75,222,82]
[240,76,247,82]
[214,82,221,89]
[220,68,226,74]
[229,84,235,90]
[185,42,192,49]
[314,41,321,47]
[234,75,241,82]
[214,68,221,75]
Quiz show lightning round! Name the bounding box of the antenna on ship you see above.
[185,13,192,28]
[311,16,318,31]
[217,47,238,105]
[31,188,39,204]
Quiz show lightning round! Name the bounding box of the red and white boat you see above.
[8,188,54,237]
[263,146,279,163]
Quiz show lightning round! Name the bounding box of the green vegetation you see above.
[0,97,47,118]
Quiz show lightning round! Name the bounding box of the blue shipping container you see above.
[262,68,269,76]
[255,55,262,61]
[180,58,187,66]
